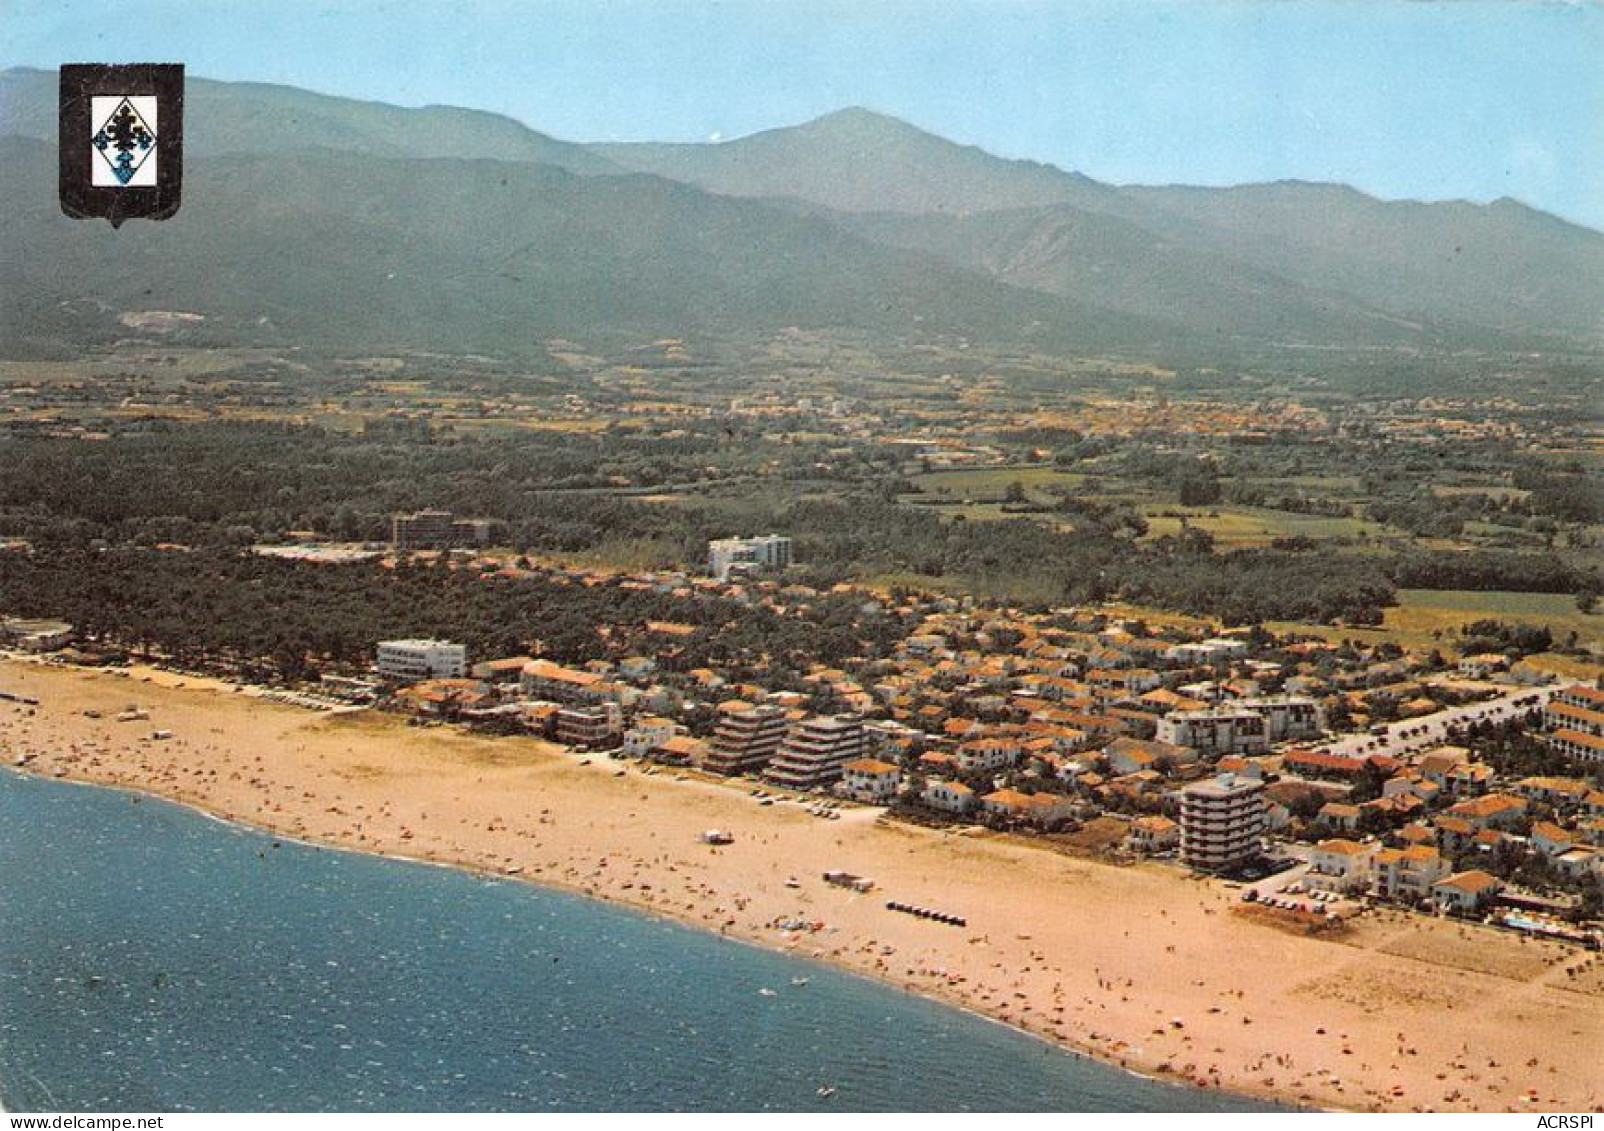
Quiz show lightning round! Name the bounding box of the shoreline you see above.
[2,765,1215,1113]
[5,761,1220,1107]
[2,657,1600,1112]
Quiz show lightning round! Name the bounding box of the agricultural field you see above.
[1271,589,1603,653]
[1140,505,1389,548]
[906,465,1088,498]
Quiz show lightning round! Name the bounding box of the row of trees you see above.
[0,549,914,682]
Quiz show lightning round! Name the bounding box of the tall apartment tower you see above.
[763,714,867,791]
[701,704,791,776]
[1179,773,1268,873]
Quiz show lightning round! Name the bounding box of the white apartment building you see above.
[1164,637,1249,664]
[1157,708,1269,756]
[623,717,679,758]
[376,639,466,681]
[708,535,793,582]
[555,702,623,747]
[1178,773,1267,872]
[1238,696,1325,743]
[0,618,76,652]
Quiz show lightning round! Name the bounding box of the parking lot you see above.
[1236,857,1362,917]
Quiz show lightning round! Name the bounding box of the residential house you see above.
[1372,845,1451,903]
[922,778,976,814]
[955,737,1024,773]
[623,717,678,758]
[1444,792,1528,831]
[520,659,620,705]
[1515,776,1591,810]
[1103,736,1194,776]
[1125,815,1180,854]
[980,789,1073,826]
[1530,822,1577,858]
[1319,802,1361,833]
[1306,838,1377,893]
[837,759,903,804]
[1432,870,1504,915]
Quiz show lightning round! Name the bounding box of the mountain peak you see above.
[799,106,925,135]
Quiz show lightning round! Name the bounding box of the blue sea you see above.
[0,769,1278,1112]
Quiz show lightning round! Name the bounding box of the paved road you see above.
[1315,684,1555,760]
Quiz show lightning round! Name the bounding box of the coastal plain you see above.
[2,657,1600,1113]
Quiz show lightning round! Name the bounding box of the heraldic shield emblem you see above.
[60,64,185,227]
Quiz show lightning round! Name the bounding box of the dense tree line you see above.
[0,419,894,547]
[1511,465,1604,525]
[0,549,913,681]
[1392,549,1596,594]
[2,419,1597,634]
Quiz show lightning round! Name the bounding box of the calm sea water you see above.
[0,769,1278,1112]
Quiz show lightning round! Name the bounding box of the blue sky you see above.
[6,0,1601,227]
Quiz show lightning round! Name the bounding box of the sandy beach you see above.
[2,656,1600,1112]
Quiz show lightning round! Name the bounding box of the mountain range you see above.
[3,67,1600,362]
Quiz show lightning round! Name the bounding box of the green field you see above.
[1271,589,1603,653]
[1139,505,1387,547]
[1236,474,1365,495]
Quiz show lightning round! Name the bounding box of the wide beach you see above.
[2,657,1600,1112]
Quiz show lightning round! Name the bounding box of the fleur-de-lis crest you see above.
[60,63,185,226]
[92,99,156,184]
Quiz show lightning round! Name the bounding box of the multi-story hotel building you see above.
[375,639,467,681]
[1178,773,1267,872]
[700,704,791,776]
[764,714,866,791]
